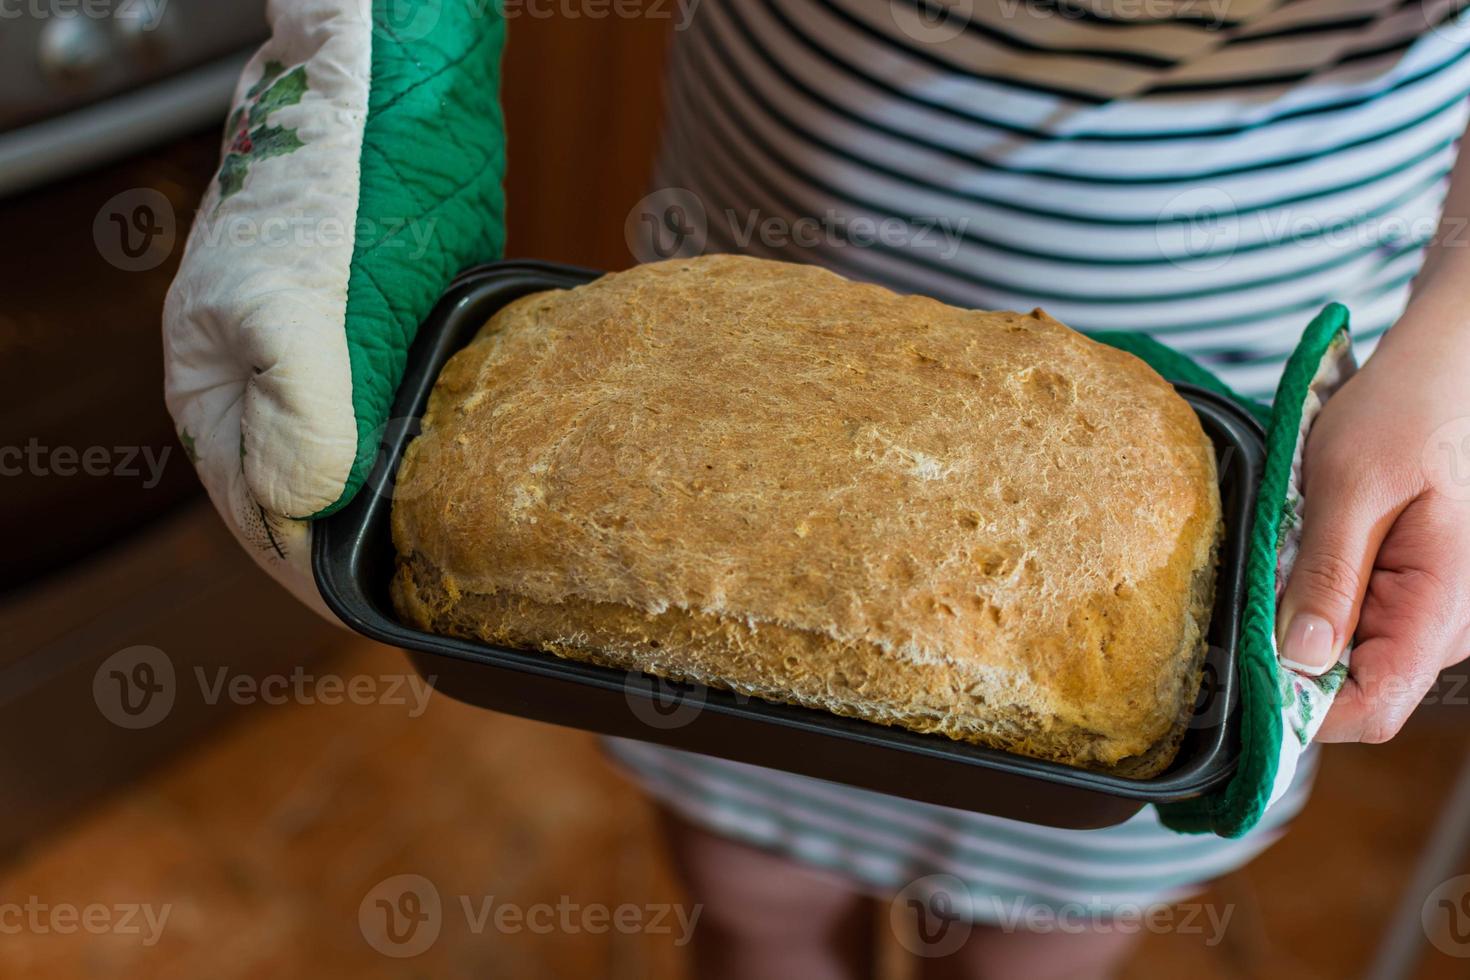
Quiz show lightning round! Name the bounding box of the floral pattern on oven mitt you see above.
[1096,305,1356,838]
[163,0,506,613]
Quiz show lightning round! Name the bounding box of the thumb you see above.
[1277,472,1402,676]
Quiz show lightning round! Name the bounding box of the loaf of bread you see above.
[391,255,1220,776]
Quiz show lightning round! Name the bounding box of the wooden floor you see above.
[3,638,1469,980]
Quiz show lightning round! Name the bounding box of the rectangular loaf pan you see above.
[313,260,1265,830]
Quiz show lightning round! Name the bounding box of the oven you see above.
[0,0,341,857]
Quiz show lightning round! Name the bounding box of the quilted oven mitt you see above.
[1099,307,1357,837]
[163,3,1351,839]
[162,0,506,617]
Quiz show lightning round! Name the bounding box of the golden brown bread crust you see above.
[390,255,1221,775]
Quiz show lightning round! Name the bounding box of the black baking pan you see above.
[313,260,1264,829]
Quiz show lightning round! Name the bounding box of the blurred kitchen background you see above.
[3,2,1470,978]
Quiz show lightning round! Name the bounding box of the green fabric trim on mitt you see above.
[313,1,509,519]
[1152,303,1351,837]
[1093,306,1350,836]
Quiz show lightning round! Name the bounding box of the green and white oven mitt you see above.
[162,1,1350,839]
[162,0,507,614]
[1117,305,1358,838]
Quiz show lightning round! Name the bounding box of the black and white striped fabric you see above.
[636,0,1470,399]
[618,0,1470,916]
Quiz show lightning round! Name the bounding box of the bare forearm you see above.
[1391,130,1470,351]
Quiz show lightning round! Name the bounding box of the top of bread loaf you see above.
[392,255,1221,767]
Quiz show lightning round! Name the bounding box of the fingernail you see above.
[1280,613,1337,676]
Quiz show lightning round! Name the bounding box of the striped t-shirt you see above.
[617,0,1470,915]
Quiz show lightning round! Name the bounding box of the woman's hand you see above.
[1278,313,1470,742]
